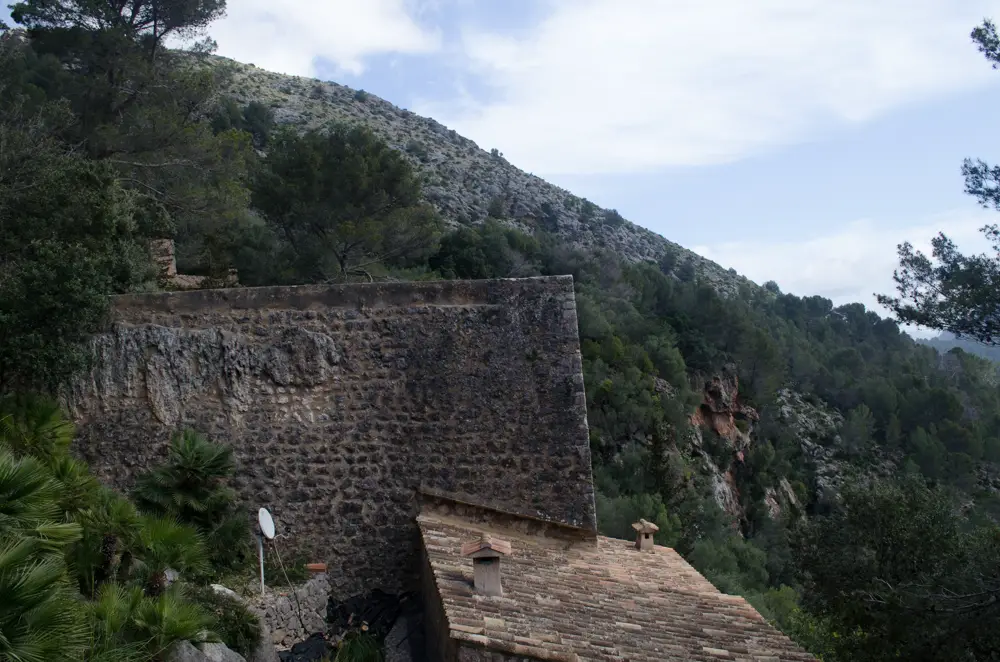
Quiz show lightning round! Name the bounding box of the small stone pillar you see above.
[632,519,659,552]
[461,535,512,597]
[150,238,177,278]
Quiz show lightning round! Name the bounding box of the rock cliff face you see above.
[207,56,753,297]
[687,369,758,520]
[691,370,759,450]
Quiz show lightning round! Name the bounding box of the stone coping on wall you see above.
[110,276,577,318]
[418,488,598,546]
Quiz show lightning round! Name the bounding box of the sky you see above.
[7,1,1000,333]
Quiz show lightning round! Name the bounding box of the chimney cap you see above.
[462,535,512,558]
[632,519,659,535]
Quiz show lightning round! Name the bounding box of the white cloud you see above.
[693,209,996,336]
[414,0,999,175]
[210,0,441,77]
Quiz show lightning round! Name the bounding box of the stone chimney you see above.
[632,519,659,552]
[461,535,512,597]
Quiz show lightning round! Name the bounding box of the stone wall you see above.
[249,573,330,649]
[66,277,595,599]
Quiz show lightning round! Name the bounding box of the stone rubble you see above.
[249,572,331,650]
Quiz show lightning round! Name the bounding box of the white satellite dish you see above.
[258,508,276,540]
[256,508,276,595]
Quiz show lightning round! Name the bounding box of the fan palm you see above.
[132,430,249,573]
[85,582,216,662]
[131,515,208,596]
[0,449,88,662]
[72,487,143,597]
[0,393,99,519]
[133,429,235,527]
[0,393,76,461]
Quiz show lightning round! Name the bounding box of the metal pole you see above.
[258,534,266,595]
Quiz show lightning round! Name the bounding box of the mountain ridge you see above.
[211,55,755,297]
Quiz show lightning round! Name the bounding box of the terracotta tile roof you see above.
[419,513,818,662]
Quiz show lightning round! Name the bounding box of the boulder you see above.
[165,640,250,662]
[210,584,241,601]
[166,641,207,662]
[199,642,248,662]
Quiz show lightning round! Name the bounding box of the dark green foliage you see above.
[0,449,88,662]
[0,394,99,521]
[250,125,442,282]
[187,586,260,658]
[538,201,560,232]
[0,0,257,392]
[429,221,542,280]
[877,224,1000,345]
[9,0,226,48]
[404,139,428,161]
[487,195,506,219]
[0,60,153,391]
[212,98,275,149]
[8,0,253,291]
[133,430,250,576]
[335,629,383,662]
[793,476,1000,661]
[0,395,224,662]
[86,583,216,661]
[603,209,625,226]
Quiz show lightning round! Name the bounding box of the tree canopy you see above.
[878,20,1000,344]
[250,125,442,282]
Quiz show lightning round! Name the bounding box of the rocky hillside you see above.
[212,56,752,296]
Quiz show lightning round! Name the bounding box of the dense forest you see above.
[2,1,1000,660]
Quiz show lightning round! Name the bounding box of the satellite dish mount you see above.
[257,507,276,595]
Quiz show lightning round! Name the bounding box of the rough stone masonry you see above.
[66,277,596,599]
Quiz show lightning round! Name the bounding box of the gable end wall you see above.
[66,277,595,598]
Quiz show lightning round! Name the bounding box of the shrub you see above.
[353,89,369,102]
[603,209,625,227]
[132,430,250,576]
[404,140,428,161]
[86,582,215,661]
[335,628,382,662]
[187,586,261,659]
[487,196,506,219]
[0,449,88,662]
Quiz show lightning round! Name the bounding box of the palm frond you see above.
[0,393,76,461]
[129,515,208,592]
[0,450,61,528]
[0,532,88,662]
[48,454,100,519]
[130,584,216,657]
